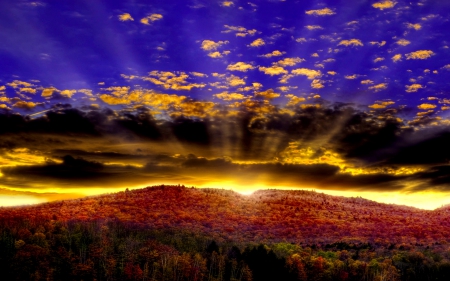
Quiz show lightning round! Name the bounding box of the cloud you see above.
[222,1,234,7]
[372,1,396,10]
[255,89,280,100]
[361,80,374,84]
[345,74,358,79]
[407,23,422,30]
[291,68,322,79]
[226,75,246,87]
[140,14,163,25]
[305,8,335,16]
[201,40,229,51]
[369,41,386,47]
[396,39,411,46]
[327,71,337,75]
[227,62,254,72]
[392,54,402,62]
[118,13,134,21]
[260,50,284,58]
[6,80,34,88]
[405,84,423,93]
[285,94,305,106]
[374,57,385,63]
[208,51,223,58]
[259,66,288,76]
[417,103,436,110]
[12,101,40,110]
[305,25,323,30]
[311,79,324,89]
[338,39,363,47]
[406,50,434,60]
[223,25,257,36]
[249,38,265,47]
[20,87,37,94]
[214,92,246,101]
[274,57,305,67]
[369,83,388,92]
[368,101,395,109]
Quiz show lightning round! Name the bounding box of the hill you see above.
[1,185,449,246]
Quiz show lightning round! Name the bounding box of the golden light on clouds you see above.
[249,38,265,47]
[291,68,322,79]
[338,39,363,47]
[214,91,246,101]
[405,84,423,93]
[261,50,284,58]
[406,50,434,60]
[118,13,134,21]
[222,1,234,7]
[140,14,163,25]
[255,89,280,100]
[372,1,396,10]
[369,83,388,92]
[259,66,288,76]
[361,79,374,84]
[305,25,323,30]
[417,103,437,110]
[392,54,402,62]
[396,39,411,46]
[407,23,422,30]
[305,8,335,16]
[201,40,229,51]
[368,101,395,109]
[227,62,254,72]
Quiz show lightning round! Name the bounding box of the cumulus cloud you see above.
[369,83,388,92]
[260,50,284,58]
[405,84,423,93]
[406,50,434,60]
[417,103,436,110]
[259,66,288,76]
[214,92,246,101]
[407,23,422,30]
[140,14,163,25]
[249,38,265,47]
[291,68,322,79]
[201,40,229,51]
[396,39,411,46]
[227,62,254,72]
[118,13,134,21]
[255,89,280,100]
[392,54,402,62]
[305,8,335,16]
[372,1,396,10]
[338,39,363,47]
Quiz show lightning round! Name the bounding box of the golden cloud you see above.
[442,106,450,111]
[259,66,288,76]
[208,52,222,58]
[60,90,77,98]
[261,50,284,58]
[0,104,10,110]
[214,91,246,101]
[249,38,265,47]
[407,23,422,30]
[345,74,358,79]
[20,87,37,94]
[0,85,5,91]
[275,57,305,67]
[0,97,11,103]
[252,82,263,90]
[305,8,335,16]
[406,50,434,60]
[311,79,324,89]
[118,13,134,21]
[417,103,436,110]
[338,39,363,47]
[291,68,322,79]
[327,71,337,75]
[369,41,386,47]
[227,62,254,72]
[374,57,385,63]
[405,84,423,93]
[285,94,306,106]
[305,25,323,30]
[223,25,257,36]
[226,75,246,87]
[222,1,234,7]
[392,54,402,62]
[255,89,280,100]
[369,83,388,92]
[372,1,396,10]
[191,72,208,77]
[12,101,39,109]
[396,39,411,46]
[201,40,229,51]
[41,87,58,97]
[361,79,374,84]
[140,14,163,25]
[311,53,319,57]
[368,101,395,109]
[6,80,34,88]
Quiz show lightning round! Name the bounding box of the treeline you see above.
[1,218,450,280]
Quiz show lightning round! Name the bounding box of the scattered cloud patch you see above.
[305,8,335,16]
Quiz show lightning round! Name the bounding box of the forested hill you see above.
[1,185,449,246]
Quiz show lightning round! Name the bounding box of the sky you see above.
[1,0,450,209]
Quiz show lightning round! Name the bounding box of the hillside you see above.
[1,185,449,246]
